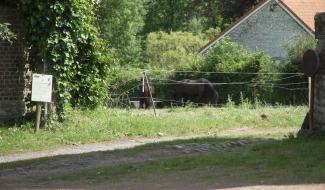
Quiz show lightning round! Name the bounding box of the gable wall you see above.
[226,0,310,60]
[0,4,26,120]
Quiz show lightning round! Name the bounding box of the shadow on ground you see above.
[0,135,325,190]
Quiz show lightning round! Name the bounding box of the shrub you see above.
[193,38,275,104]
[144,31,205,69]
[275,34,316,105]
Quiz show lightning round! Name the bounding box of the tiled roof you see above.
[281,0,325,32]
[199,0,325,54]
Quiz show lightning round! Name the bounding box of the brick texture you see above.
[0,4,26,120]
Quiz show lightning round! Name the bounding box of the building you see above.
[200,0,325,60]
[0,1,27,120]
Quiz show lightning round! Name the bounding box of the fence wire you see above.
[107,69,309,107]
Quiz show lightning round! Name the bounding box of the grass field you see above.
[0,106,307,155]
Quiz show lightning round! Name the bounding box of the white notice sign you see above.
[31,74,53,102]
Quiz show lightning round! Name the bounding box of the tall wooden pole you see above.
[309,77,315,130]
[144,71,157,117]
[35,102,41,133]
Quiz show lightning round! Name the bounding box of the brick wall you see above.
[0,4,26,120]
[226,0,310,60]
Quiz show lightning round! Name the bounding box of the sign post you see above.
[31,74,53,133]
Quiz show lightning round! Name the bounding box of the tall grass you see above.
[0,106,307,154]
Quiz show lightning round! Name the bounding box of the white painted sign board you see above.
[31,74,53,102]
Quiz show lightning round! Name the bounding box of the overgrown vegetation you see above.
[0,106,306,154]
[145,31,205,69]
[97,0,145,66]
[275,34,316,104]
[192,38,275,103]
[18,0,111,118]
[0,0,312,126]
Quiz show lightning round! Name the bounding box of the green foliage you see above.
[0,106,307,154]
[203,27,221,40]
[282,34,316,69]
[196,38,275,103]
[141,0,259,35]
[143,0,228,34]
[143,0,189,33]
[219,0,260,19]
[0,23,16,43]
[19,0,111,118]
[145,31,205,69]
[275,34,317,104]
[97,0,146,66]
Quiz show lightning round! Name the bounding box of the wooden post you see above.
[35,102,42,133]
[144,71,157,117]
[309,77,315,129]
[43,61,49,124]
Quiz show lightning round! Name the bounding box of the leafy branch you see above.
[0,23,16,43]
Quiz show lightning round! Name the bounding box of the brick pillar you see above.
[0,4,26,120]
[314,13,325,130]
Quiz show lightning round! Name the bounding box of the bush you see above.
[144,31,205,69]
[274,34,316,105]
[192,38,275,104]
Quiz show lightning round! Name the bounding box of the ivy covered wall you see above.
[18,0,111,119]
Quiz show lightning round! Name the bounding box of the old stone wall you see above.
[0,4,26,120]
[314,13,325,130]
[226,0,310,60]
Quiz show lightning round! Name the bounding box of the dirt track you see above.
[0,138,272,189]
[1,130,322,190]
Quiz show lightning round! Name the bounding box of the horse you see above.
[173,78,218,106]
[139,80,155,109]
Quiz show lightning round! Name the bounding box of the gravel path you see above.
[0,136,191,163]
[0,137,273,189]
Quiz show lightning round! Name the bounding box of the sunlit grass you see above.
[0,106,307,154]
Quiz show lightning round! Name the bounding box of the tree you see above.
[219,0,260,19]
[145,31,205,69]
[143,0,225,34]
[97,0,146,66]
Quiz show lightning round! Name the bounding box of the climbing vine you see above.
[18,0,110,118]
[0,23,16,43]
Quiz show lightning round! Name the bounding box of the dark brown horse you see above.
[173,78,218,105]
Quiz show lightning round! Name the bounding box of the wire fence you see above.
[116,67,305,75]
[107,68,309,108]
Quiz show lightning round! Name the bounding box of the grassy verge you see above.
[0,106,306,154]
[61,136,325,186]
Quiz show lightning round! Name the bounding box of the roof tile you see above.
[281,0,325,31]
